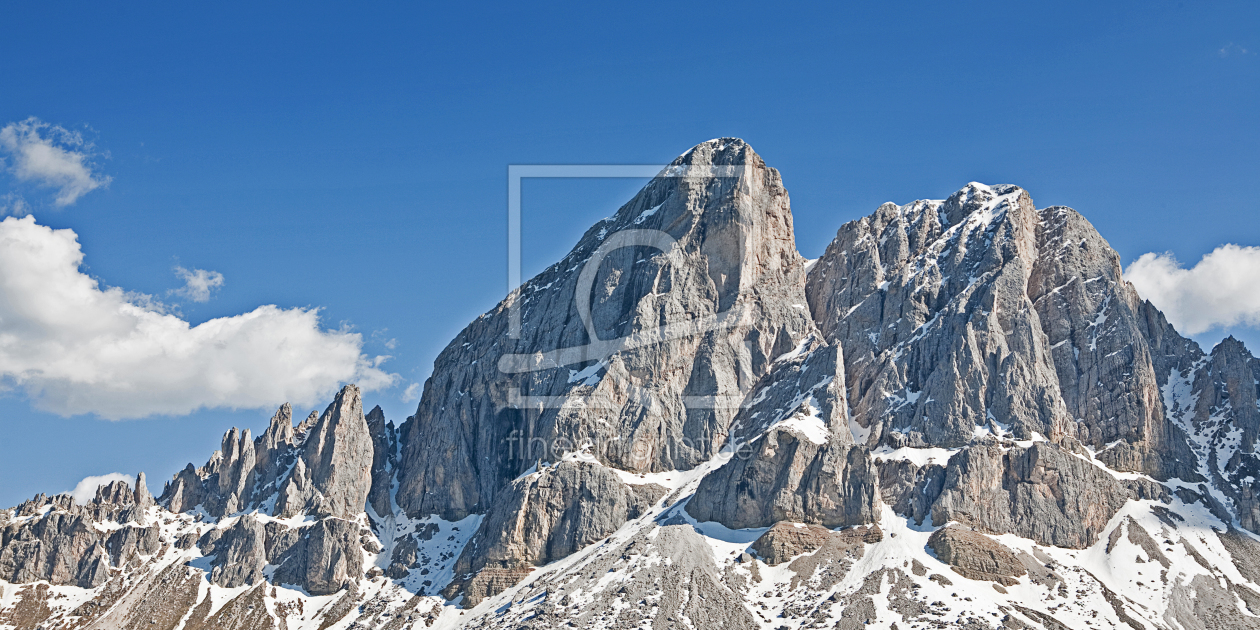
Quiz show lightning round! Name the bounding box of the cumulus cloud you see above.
[1125,244,1260,335]
[0,118,111,206]
[401,382,421,402]
[70,473,134,505]
[173,266,225,302]
[0,215,396,419]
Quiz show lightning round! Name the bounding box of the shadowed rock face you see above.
[1180,337,1260,530]
[687,431,879,530]
[394,138,815,522]
[198,514,266,588]
[365,404,398,518]
[749,521,882,566]
[199,515,366,596]
[929,441,1132,549]
[687,339,881,529]
[444,461,666,605]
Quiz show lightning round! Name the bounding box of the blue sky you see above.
[0,0,1256,507]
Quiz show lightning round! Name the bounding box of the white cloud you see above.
[0,118,111,206]
[401,382,421,402]
[1,192,29,216]
[70,473,134,505]
[173,266,225,302]
[1125,244,1260,335]
[1219,42,1249,58]
[0,215,396,419]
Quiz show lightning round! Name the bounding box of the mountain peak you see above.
[674,137,755,166]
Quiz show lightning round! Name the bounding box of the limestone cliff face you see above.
[275,384,374,519]
[444,461,666,606]
[804,183,1199,481]
[394,138,815,522]
[687,340,881,529]
[806,185,1071,449]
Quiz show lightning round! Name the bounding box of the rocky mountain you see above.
[4,138,1260,630]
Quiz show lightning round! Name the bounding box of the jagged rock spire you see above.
[275,384,374,519]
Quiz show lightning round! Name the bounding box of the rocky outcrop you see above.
[1028,206,1199,480]
[199,514,267,588]
[251,403,298,498]
[875,457,946,526]
[134,472,154,512]
[0,481,162,588]
[806,185,1073,448]
[302,518,367,595]
[468,524,763,628]
[927,526,1027,585]
[1188,339,1260,530]
[688,339,881,529]
[161,386,373,521]
[930,441,1131,548]
[275,385,375,519]
[216,427,256,515]
[445,461,666,605]
[749,521,882,565]
[687,430,878,529]
[396,138,815,521]
[804,183,1200,481]
[199,517,368,596]
[365,405,398,518]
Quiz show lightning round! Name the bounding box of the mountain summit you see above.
[4,139,1260,630]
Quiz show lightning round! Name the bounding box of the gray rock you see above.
[445,460,665,605]
[251,403,298,497]
[749,521,882,566]
[396,138,815,521]
[806,185,1073,448]
[930,441,1131,548]
[263,518,365,595]
[133,472,154,512]
[216,427,255,515]
[688,338,880,529]
[365,405,397,519]
[0,499,160,588]
[875,457,945,525]
[275,384,374,519]
[927,526,1027,585]
[303,518,365,595]
[687,430,878,529]
[466,524,762,629]
[804,183,1200,481]
[1028,206,1199,480]
[200,514,267,588]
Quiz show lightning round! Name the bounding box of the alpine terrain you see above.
[5,138,1260,630]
